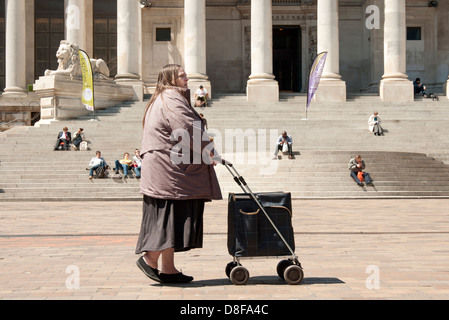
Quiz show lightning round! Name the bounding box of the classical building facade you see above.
[1,0,449,125]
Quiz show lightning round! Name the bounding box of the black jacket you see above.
[57,131,71,141]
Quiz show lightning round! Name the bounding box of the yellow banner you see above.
[79,49,95,111]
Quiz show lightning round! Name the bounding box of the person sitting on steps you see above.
[114,152,133,178]
[132,149,142,179]
[72,128,85,150]
[54,127,71,151]
[413,78,427,96]
[273,131,293,160]
[88,151,108,179]
[368,111,383,136]
[348,155,374,187]
[194,85,209,107]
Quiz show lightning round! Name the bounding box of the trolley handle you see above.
[212,156,233,167]
[219,159,254,195]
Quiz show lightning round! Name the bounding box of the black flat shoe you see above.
[159,272,194,283]
[136,257,161,283]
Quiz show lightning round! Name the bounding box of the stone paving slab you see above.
[1,199,449,301]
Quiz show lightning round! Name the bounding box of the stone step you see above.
[1,159,446,171]
[0,150,447,163]
[1,171,447,180]
[1,179,447,189]
[3,190,449,201]
[1,165,447,175]
[1,186,448,198]
[0,151,435,159]
[2,178,445,187]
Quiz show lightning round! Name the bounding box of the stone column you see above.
[314,0,346,102]
[65,0,87,51]
[3,0,27,96]
[246,0,278,102]
[184,0,211,98]
[380,0,413,102]
[115,0,143,101]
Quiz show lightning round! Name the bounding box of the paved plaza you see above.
[1,198,448,301]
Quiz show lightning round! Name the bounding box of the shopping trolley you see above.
[220,160,304,285]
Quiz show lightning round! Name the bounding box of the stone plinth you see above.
[114,77,144,102]
[314,79,347,102]
[33,75,135,124]
[247,78,279,103]
[380,79,414,103]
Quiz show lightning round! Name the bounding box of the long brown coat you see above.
[140,87,222,201]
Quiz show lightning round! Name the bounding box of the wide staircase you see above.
[1,93,449,201]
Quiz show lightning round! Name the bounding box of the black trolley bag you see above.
[221,160,304,285]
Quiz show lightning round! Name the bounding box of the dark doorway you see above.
[273,26,301,92]
[35,0,65,80]
[94,0,118,77]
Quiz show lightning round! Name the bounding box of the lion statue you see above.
[45,40,110,80]
[90,58,110,80]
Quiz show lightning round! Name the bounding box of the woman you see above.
[135,64,222,284]
[368,111,383,136]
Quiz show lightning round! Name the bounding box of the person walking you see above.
[135,64,222,284]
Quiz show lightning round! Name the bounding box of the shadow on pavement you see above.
[152,276,344,287]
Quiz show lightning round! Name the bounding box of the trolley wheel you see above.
[225,261,238,278]
[229,266,250,285]
[283,265,304,285]
[276,260,293,280]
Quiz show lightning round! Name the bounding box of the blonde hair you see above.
[142,64,183,127]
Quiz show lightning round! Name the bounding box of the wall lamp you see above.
[140,0,152,10]
[429,1,438,7]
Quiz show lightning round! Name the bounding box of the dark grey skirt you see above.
[135,195,205,254]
